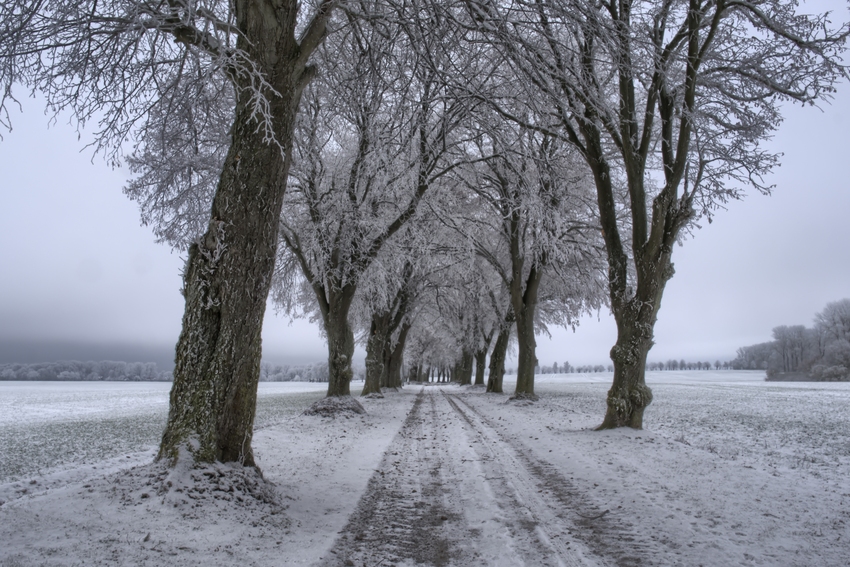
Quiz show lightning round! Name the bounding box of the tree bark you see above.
[597,260,670,429]
[324,287,357,397]
[513,301,538,398]
[487,307,513,393]
[473,348,487,386]
[510,228,544,399]
[158,0,328,466]
[457,350,473,385]
[386,322,411,390]
[487,323,510,393]
[363,313,391,396]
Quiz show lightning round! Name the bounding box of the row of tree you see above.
[0,361,169,382]
[3,0,846,467]
[0,360,364,384]
[646,360,730,372]
[528,360,733,374]
[732,299,850,381]
[260,362,365,383]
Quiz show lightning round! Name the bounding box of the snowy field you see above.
[0,381,334,483]
[1,372,849,566]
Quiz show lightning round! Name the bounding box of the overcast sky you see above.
[2,34,849,370]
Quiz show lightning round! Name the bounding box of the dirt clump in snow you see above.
[303,395,366,417]
[507,392,539,404]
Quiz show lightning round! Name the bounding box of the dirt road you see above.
[319,387,638,567]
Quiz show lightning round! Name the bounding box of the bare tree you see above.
[451,108,605,399]
[1,0,337,466]
[815,299,850,344]
[466,0,848,427]
[771,325,806,373]
[275,6,474,405]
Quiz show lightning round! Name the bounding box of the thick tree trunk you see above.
[510,260,543,399]
[473,348,487,386]
[597,261,670,429]
[157,0,334,467]
[158,71,298,467]
[487,323,510,393]
[363,313,391,396]
[325,290,357,397]
[513,306,538,398]
[457,350,473,385]
[473,330,494,386]
[598,308,655,429]
[386,322,411,390]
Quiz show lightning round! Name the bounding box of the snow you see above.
[1,373,848,566]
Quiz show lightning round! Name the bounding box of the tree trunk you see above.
[487,323,510,393]
[386,322,411,390]
[597,260,670,429]
[474,348,487,386]
[323,286,357,397]
[458,349,473,385]
[487,308,513,393]
[510,258,543,399]
[473,331,493,386]
[363,313,391,396]
[513,303,538,398]
[159,64,298,468]
[598,312,655,429]
[157,0,333,467]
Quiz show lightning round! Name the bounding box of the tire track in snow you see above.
[317,388,459,566]
[446,392,654,567]
[321,387,607,566]
[441,391,601,567]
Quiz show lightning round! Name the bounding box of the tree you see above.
[467,0,848,427]
[1,0,338,466]
[815,299,850,344]
[772,325,807,373]
[452,107,605,399]
[486,304,514,393]
[275,6,473,403]
[735,298,850,381]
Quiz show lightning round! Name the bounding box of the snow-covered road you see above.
[323,388,602,566]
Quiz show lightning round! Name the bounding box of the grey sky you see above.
[1,64,849,369]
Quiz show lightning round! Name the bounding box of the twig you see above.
[575,509,609,520]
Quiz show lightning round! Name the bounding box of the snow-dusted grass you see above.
[0,381,343,483]
[520,371,850,478]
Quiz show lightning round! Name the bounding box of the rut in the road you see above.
[319,389,459,566]
[445,392,653,567]
[318,388,650,567]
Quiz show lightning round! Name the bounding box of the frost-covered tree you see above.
[466,0,848,427]
[771,325,807,374]
[810,299,850,380]
[275,5,475,405]
[815,299,850,344]
[453,110,606,399]
[1,0,337,466]
[735,298,850,381]
[350,248,430,396]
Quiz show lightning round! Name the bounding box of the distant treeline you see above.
[531,361,730,374]
[0,360,170,381]
[260,362,365,383]
[0,360,365,382]
[732,299,850,381]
